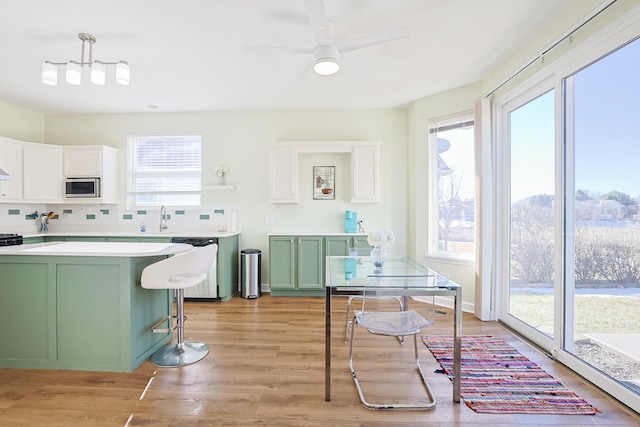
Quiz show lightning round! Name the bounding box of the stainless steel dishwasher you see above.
[170,236,219,300]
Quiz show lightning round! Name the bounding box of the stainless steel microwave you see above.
[65,177,101,198]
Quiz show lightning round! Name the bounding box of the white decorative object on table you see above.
[367,229,395,268]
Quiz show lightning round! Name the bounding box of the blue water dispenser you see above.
[344,210,358,233]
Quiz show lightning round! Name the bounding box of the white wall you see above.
[44,109,409,279]
[0,100,45,143]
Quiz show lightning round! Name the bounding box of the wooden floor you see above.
[1,295,639,426]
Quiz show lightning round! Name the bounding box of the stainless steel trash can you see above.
[240,249,261,299]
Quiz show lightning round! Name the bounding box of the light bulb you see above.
[116,61,130,85]
[314,59,340,76]
[90,61,106,85]
[65,61,82,85]
[42,61,58,86]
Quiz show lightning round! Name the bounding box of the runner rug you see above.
[422,335,600,414]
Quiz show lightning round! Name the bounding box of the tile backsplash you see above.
[0,203,240,235]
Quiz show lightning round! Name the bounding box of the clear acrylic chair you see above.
[343,248,404,342]
[348,276,436,410]
[344,294,403,342]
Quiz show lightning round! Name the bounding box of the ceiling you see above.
[0,0,574,115]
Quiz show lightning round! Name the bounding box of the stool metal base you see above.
[151,342,210,367]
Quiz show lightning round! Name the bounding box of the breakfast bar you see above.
[0,241,192,372]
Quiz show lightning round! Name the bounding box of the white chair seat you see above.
[142,245,216,290]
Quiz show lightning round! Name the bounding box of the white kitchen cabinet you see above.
[351,145,379,202]
[0,137,23,202]
[63,145,119,204]
[269,141,379,204]
[269,145,298,203]
[22,142,63,203]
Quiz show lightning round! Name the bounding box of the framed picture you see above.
[313,166,335,200]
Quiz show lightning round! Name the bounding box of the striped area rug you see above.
[422,335,600,414]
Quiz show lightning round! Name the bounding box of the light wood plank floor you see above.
[1,295,639,426]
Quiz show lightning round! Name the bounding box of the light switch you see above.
[265,215,275,225]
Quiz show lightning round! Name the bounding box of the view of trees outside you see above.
[508,37,640,390]
[509,90,556,333]
[434,125,475,258]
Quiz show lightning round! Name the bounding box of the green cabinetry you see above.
[217,234,239,301]
[269,236,324,296]
[0,254,171,372]
[324,235,371,257]
[269,234,371,296]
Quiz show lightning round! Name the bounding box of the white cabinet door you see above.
[0,139,23,201]
[23,144,63,202]
[351,145,379,202]
[63,148,102,176]
[269,146,299,203]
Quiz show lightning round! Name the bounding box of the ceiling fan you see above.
[246,0,410,76]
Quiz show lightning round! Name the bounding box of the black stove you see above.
[0,233,23,246]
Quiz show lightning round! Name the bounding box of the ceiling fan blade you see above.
[243,45,313,55]
[336,26,409,54]
[304,0,331,46]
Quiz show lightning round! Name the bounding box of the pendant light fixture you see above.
[42,33,130,86]
[313,45,340,76]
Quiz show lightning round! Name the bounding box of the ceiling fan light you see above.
[116,61,130,85]
[314,58,340,76]
[313,45,340,76]
[66,61,82,85]
[42,61,58,86]
[90,61,106,85]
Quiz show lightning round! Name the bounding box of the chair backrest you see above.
[360,275,435,321]
[141,244,218,290]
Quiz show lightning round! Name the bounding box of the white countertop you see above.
[268,230,369,236]
[19,231,240,239]
[0,241,194,257]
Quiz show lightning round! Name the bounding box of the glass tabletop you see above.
[327,256,459,290]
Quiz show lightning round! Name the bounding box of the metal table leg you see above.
[325,286,332,401]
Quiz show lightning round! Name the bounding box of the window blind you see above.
[127,134,202,206]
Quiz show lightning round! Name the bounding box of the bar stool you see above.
[141,244,217,367]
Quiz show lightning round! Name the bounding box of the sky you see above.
[509,36,640,203]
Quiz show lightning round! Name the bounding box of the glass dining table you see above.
[325,255,462,403]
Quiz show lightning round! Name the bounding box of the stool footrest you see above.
[151,315,176,333]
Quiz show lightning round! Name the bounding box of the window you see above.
[428,112,475,259]
[127,134,202,207]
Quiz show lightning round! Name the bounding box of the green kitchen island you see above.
[0,241,192,372]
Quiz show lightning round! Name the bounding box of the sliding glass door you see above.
[499,35,640,410]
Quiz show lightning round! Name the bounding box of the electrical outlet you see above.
[265,215,275,226]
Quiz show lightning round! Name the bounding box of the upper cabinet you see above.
[351,145,379,203]
[0,138,63,204]
[269,141,380,203]
[22,142,63,203]
[269,146,299,203]
[0,137,24,202]
[0,139,119,205]
[63,145,119,204]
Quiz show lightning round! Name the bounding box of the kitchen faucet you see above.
[159,205,168,232]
